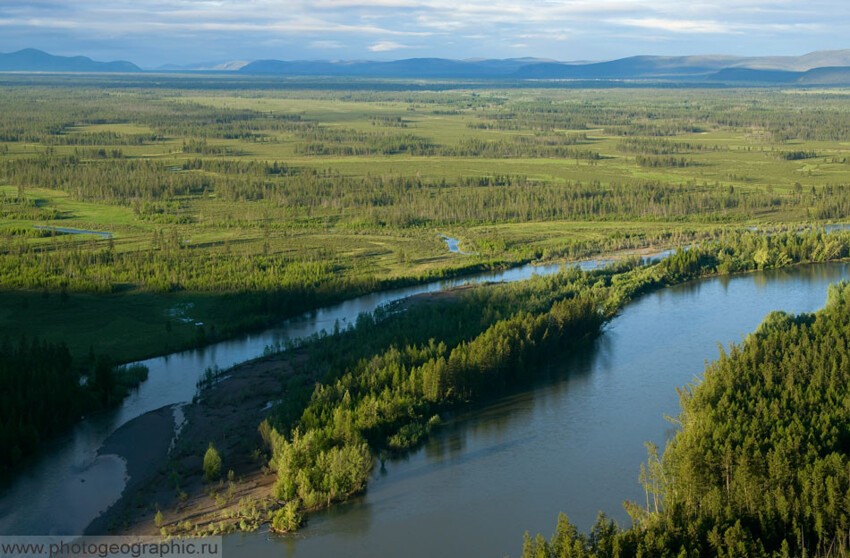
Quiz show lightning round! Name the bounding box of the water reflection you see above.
[2,254,650,536]
[229,262,849,558]
[432,336,606,448]
[423,426,467,464]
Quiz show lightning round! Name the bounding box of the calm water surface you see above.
[440,235,474,255]
[225,263,850,558]
[0,257,616,535]
[1,257,842,546]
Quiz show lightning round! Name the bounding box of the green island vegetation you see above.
[5,74,850,529]
[153,229,850,536]
[519,279,850,558]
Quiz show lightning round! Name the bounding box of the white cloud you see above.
[613,17,824,35]
[517,30,572,41]
[309,0,421,7]
[613,18,735,34]
[0,14,432,36]
[368,40,410,51]
[416,14,465,31]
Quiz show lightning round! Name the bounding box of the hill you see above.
[706,68,803,84]
[797,66,850,84]
[0,49,140,73]
[238,51,850,81]
[7,47,850,83]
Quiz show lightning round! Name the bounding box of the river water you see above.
[223,262,850,558]
[0,255,627,536]
[33,226,113,239]
[2,253,843,548]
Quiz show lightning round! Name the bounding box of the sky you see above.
[0,0,846,68]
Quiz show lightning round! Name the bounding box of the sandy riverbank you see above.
[86,349,307,536]
[83,280,480,536]
[85,405,176,534]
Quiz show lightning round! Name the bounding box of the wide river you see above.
[225,262,850,558]
[0,254,627,536]
[1,257,846,556]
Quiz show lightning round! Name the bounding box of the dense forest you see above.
[0,339,76,471]
[0,340,147,473]
[518,275,850,557]
[265,274,604,521]
[156,229,850,534]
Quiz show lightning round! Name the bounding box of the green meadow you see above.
[3,79,850,362]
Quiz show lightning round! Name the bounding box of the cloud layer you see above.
[0,1,845,67]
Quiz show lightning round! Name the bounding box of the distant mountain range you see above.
[7,48,850,84]
[0,49,140,72]
[233,51,850,84]
[509,52,850,83]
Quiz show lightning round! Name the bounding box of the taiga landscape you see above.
[4,2,850,557]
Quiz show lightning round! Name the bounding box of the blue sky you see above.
[0,1,845,67]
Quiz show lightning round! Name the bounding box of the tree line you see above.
[247,230,850,531]
[519,279,850,558]
[6,156,836,224]
[0,338,148,474]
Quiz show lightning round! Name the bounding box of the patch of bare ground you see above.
[89,280,489,535]
[91,349,314,536]
[388,282,479,313]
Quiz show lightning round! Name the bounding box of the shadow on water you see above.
[301,334,609,536]
[674,263,838,299]
[372,333,610,472]
[2,254,631,536]
[433,334,609,445]
[234,262,850,558]
[7,258,847,547]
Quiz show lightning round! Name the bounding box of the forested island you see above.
[101,230,850,539]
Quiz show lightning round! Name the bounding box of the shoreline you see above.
[85,405,176,535]
[85,351,303,536]
[83,282,480,537]
[83,252,850,537]
[78,244,668,536]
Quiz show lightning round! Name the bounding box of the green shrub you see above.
[271,501,302,533]
[203,443,222,483]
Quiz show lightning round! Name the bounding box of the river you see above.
[33,226,113,239]
[223,262,850,558]
[0,254,638,536]
[1,254,842,548]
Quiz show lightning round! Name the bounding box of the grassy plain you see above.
[3,79,850,362]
